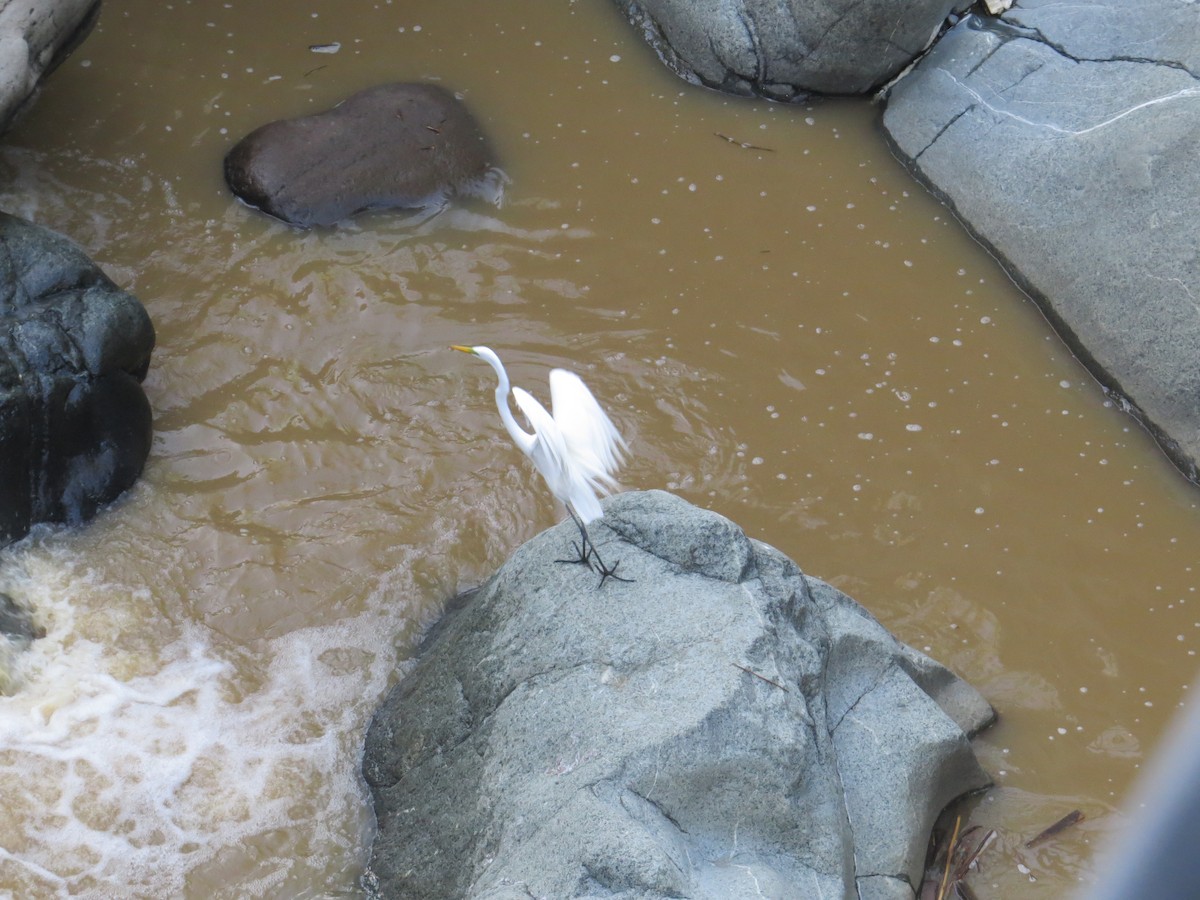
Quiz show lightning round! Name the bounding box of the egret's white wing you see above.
[549,369,626,500]
[510,385,589,514]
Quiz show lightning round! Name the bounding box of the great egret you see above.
[450,344,631,585]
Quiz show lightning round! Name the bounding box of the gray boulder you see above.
[0,212,155,546]
[612,0,965,99]
[0,592,38,645]
[363,490,993,900]
[881,0,1200,482]
[224,82,502,228]
[0,591,41,693]
[0,0,100,135]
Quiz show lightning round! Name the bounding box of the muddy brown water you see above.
[0,1,1196,897]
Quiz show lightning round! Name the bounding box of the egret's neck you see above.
[489,361,536,454]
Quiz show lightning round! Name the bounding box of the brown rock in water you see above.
[224,82,497,227]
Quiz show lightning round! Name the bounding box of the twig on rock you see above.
[732,662,787,691]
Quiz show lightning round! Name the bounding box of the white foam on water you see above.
[0,541,407,898]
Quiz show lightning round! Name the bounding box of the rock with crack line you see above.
[612,0,969,99]
[881,0,1200,482]
[362,489,994,899]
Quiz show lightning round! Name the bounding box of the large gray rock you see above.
[0,212,155,546]
[613,0,964,99]
[363,490,993,900]
[0,0,100,135]
[224,82,502,228]
[881,0,1200,482]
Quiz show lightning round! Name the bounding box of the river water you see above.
[0,1,1196,897]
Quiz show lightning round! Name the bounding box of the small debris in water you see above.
[1024,809,1085,848]
[714,132,776,152]
[923,815,996,900]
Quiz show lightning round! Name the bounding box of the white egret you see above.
[450,344,631,585]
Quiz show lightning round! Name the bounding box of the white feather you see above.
[549,369,626,502]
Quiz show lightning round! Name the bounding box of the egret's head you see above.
[451,344,505,374]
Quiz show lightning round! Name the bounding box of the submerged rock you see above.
[0,0,101,135]
[613,0,966,99]
[363,490,993,899]
[881,1,1200,482]
[0,592,40,645]
[0,212,155,546]
[224,82,501,228]
[0,592,40,694]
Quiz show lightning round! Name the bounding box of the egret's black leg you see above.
[553,506,632,586]
[573,507,633,588]
[554,505,595,569]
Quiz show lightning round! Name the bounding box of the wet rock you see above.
[0,591,40,694]
[613,0,967,99]
[0,592,40,645]
[0,212,155,546]
[362,490,994,899]
[224,82,500,227]
[0,0,101,135]
[881,0,1200,482]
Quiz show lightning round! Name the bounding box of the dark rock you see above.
[0,592,41,645]
[0,591,41,694]
[0,0,102,136]
[363,490,993,900]
[0,212,155,546]
[881,1,1200,482]
[224,82,501,227]
[614,0,967,99]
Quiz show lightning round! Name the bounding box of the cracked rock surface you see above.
[612,0,967,98]
[882,0,1200,481]
[362,490,993,899]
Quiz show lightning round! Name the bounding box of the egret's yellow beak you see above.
[450,344,475,354]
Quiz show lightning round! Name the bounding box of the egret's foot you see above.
[596,562,633,588]
[591,550,633,588]
[555,540,594,569]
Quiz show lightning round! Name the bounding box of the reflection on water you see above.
[0,0,1196,896]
